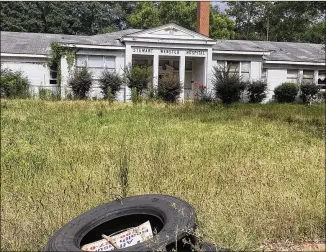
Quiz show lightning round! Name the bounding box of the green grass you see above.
[1,100,325,251]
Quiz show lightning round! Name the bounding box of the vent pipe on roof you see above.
[197,0,210,37]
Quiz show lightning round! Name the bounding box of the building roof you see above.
[1,29,325,63]
[0,29,141,55]
[214,40,325,63]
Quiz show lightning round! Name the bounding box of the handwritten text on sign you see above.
[81,221,153,251]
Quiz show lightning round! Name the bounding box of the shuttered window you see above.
[303,70,314,83]
[241,61,250,81]
[287,69,298,83]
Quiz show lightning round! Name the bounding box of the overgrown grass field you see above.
[1,100,325,251]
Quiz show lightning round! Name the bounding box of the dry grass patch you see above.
[1,100,324,251]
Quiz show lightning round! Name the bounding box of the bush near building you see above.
[274,82,299,103]
[0,67,30,98]
[99,70,123,100]
[247,80,268,103]
[212,65,246,105]
[68,67,92,99]
[299,82,320,103]
[158,73,182,103]
[123,64,152,96]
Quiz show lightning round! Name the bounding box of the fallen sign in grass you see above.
[0,100,325,251]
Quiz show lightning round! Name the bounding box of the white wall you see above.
[265,69,287,102]
[1,56,57,96]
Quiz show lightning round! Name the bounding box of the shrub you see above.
[131,87,141,104]
[274,82,299,103]
[0,67,30,98]
[39,88,57,100]
[68,67,92,99]
[299,82,320,103]
[212,65,246,105]
[247,80,268,103]
[123,64,151,96]
[158,73,182,103]
[99,70,123,100]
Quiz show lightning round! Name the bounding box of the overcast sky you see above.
[211,1,228,13]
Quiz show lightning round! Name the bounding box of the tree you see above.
[0,2,136,35]
[127,2,161,29]
[128,1,235,39]
[227,1,326,43]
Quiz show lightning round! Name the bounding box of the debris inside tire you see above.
[81,221,153,251]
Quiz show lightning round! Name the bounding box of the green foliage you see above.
[130,87,140,104]
[227,1,325,43]
[0,2,136,35]
[128,2,235,39]
[247,80,268,103]
[274,82,299,103]
[158,73,182,103]
[39,88,57,101]
[0,67,30,98]
[123,64,151,96]
[99,70,123,100]
[209,8,236,39]
[299,83,320,103]
[107,87,114,104]
[68,67,92,99]
[127,2,160,29]
[212,65,246,105]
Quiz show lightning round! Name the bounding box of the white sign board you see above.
[81,221,153,251]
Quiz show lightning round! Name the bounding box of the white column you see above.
[153,53,159,90]
[179,54,185,102]
[60,55,75,99]
[298,69,303,84]
[124,44,132,102]
[206,48,212,92]
[313,70,318,84]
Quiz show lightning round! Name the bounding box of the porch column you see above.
[313,70,318,84]
[124,44,132,102]
[179,54,185,102]
[206,48,213,92]
[298,69,303,84]
[60,55,75,99]
[153,53,159,90]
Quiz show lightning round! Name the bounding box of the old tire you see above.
[199,242,217,251]
[44,194,197,251]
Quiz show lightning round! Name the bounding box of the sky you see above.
[211,1,228,13]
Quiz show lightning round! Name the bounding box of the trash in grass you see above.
[81,221,153,251]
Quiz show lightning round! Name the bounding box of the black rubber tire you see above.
[44,194,197,251]
[199,242,217,252]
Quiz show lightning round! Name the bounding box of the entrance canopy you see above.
[120,23,216,101]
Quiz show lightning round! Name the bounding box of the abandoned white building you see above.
[1,3,325,102]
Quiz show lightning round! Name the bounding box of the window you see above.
[49,67,58,85]
[77,56,87,67]
[318,70,326,84]
[88,56,104,68]
[303,70,314,83]
[104,56,115,68]
[227,61,240,73]
[287,69,298,83]
[241,61,250,81]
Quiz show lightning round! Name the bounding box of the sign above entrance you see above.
[186,50,206,56]
[132,48,153,53]
[131,47,207,57]
[160,49,180,55]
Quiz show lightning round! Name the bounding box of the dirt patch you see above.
[260,241,325,251]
